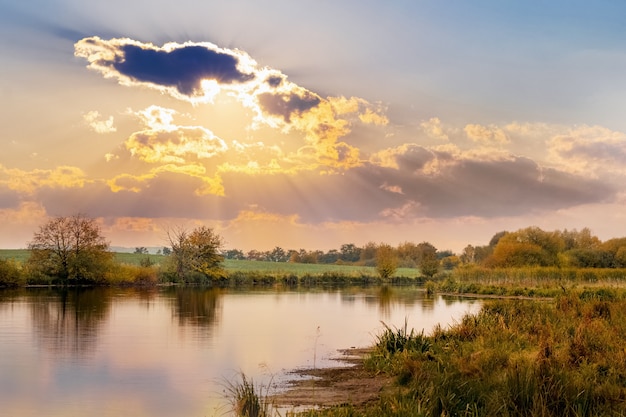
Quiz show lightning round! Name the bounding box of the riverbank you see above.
[273,349,392,411]
[277,288,626,416]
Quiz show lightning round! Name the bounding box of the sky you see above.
[1,0,626,253]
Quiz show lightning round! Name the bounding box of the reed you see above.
[223,373,276,417]
[306,291,626,416]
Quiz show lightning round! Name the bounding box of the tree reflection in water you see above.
[29,288,112,357]
[166,287,222,328]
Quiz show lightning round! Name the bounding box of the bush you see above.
[105,264,158,286]
[0,258,23,287]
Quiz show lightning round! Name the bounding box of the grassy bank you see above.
[425,265,626,299]
[0,250,421,287]
[295,289,626,416]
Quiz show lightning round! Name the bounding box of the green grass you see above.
[302,291,626,417]
[0,250,421,287]
[113,252,166,266]
[223,259,420,278]
[0,249,30,263]
[0,250,420,278]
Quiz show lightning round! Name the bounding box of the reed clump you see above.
[223,373,275,417]
[430,265,626,298]
[354,291,626,416]
[302,290,626,416]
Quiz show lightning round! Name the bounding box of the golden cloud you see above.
[108,217,162,232]
[124,106,228,164]
[83,110,117,134]
[464,123,510,145]
[380,182,404,194]
[547,125,626,177]
[421,117,449,141]
[0,165,89,194]
[107,164,224,196]
[76,38,389,175]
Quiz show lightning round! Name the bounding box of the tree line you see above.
[4,213,626,287]
[461,226,626,268]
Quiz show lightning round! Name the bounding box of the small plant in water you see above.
[375,318,430,356]
[223,372,275,417]
[313,325,321,369]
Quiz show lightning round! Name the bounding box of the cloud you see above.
[421,117,449,141]
[379,182,404,194]
[0,187,21,210]
[83,110,117,134]
[107,164,223,196]
[257,91,321,123]
[66,37,624,242]
[370,143,435,171]
[365,144,614,219]
[547,125,626,177]
[464,123,509,145]
[358,108,389,126]
[75,37,388,172]
[0,164,89,194]
[125,106,227,164]
[74,37,255,99]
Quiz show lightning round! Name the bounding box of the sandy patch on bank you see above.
[272,348,393,410]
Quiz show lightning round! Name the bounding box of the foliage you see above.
[103,263,159,286]
[375,244,398,279]
[26,214,113,285]
[0,258,23,287]
[165,226,224,282]
[472,227,626,269]
[418,245,439,278]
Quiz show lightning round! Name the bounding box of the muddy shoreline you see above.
[272,348,392,410]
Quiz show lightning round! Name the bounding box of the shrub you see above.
[0,258,23,287]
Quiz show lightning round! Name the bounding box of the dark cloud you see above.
[266,75,284,87]
[218,152,615,223]
[562,140,626,163]
[0,189,20,210]
[30,149,616,225]
[113,44,255,95]
[257,91,321,122]
[35,175,221,219]
[394,145,435,172]
[375,155,614,218]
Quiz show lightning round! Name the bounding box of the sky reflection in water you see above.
[0,287,480,416]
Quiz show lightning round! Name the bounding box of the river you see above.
[0,286,481,416]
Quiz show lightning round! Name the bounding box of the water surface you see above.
[0,286,481,416]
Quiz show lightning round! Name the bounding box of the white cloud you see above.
[83,110,116,134]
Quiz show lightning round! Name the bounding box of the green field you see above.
[0,250,420,278]
[224,259,420,278]
[0,249,30,263]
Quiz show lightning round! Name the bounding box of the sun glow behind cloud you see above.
[2,15,626,252]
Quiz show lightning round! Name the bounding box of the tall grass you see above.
[432,265,626,298]
[223,373,276,417]
[354,291,626,416]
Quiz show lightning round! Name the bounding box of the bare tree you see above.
[28,214,112,284]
